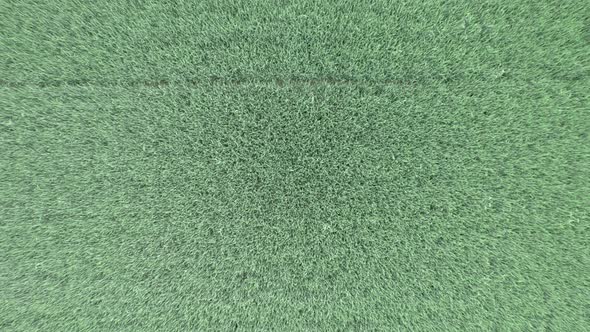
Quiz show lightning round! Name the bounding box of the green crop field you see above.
[1,1,589,330]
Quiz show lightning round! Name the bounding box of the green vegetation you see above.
[1,0,589,330]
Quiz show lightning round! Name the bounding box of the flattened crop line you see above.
[0,77,429,88]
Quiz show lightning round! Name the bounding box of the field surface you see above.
[1,1,589,330]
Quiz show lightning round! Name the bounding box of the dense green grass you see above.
[1,0,589,330]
